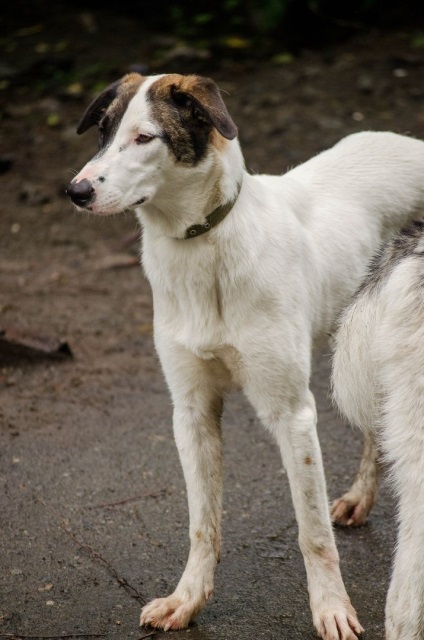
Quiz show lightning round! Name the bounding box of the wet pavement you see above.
[1,328,396,639]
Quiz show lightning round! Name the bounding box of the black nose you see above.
[66,178,95,207]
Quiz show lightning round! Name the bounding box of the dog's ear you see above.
[76,80,121,135]
[76,73,145,135]
[170,76,238,140]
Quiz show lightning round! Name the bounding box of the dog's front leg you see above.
[245,363,363,640]
[140,344,224,631]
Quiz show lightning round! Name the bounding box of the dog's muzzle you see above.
[66,178,95,208]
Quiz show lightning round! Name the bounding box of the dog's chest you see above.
[143,236,254,374]
[154,263,232,350]
[159,277,246,385]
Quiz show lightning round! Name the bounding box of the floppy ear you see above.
[170,76,238,140]
[76,80,121,134]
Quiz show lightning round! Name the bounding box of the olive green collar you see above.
[183,181,242,239]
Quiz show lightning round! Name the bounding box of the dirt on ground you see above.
[1,4,424,640]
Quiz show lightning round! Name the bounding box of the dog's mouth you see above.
[67,177,148,213]
[82,196,147,215]
[73,198,147,216]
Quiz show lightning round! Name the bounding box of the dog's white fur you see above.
[69,72,424,640]
[332,223,424,639]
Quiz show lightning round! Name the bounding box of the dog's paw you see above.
[331,493,372,527]
[140,594,201,631]
[315,604,364,640]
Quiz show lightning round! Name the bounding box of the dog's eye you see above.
[135,133,154,144]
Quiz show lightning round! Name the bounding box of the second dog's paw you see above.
[140,594,200,631]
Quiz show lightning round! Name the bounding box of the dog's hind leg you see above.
[331,431,380,527]
[244,353,363,640]
[140,343,225,631]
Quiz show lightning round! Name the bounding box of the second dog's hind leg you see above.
[331,431,380,527]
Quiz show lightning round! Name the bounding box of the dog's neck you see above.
[137,138,245,239]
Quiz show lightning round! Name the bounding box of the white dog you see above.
[66,71,424,640]
[332,219,424,640]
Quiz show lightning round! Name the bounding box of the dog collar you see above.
[183,181,242,240]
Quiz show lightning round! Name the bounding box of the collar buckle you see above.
[182,181,242,240]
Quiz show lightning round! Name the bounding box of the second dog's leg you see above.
[385,488,424,640]
[140,346,224,631]
[381,357,424,639]
[331,432,380,527]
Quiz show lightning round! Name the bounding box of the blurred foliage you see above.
[142,0,396,40]
[4,0,423,55]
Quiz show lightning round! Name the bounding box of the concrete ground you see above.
[1,326,396,640]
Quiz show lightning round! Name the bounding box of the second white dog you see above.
[332,219,424,639]
[66,72,424,640]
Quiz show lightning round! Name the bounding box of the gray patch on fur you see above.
[356,218,424,296]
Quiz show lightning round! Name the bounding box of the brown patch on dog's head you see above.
[76,72,145,149]
[147,74,238,165]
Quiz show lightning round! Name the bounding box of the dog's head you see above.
[66,73,238,216]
